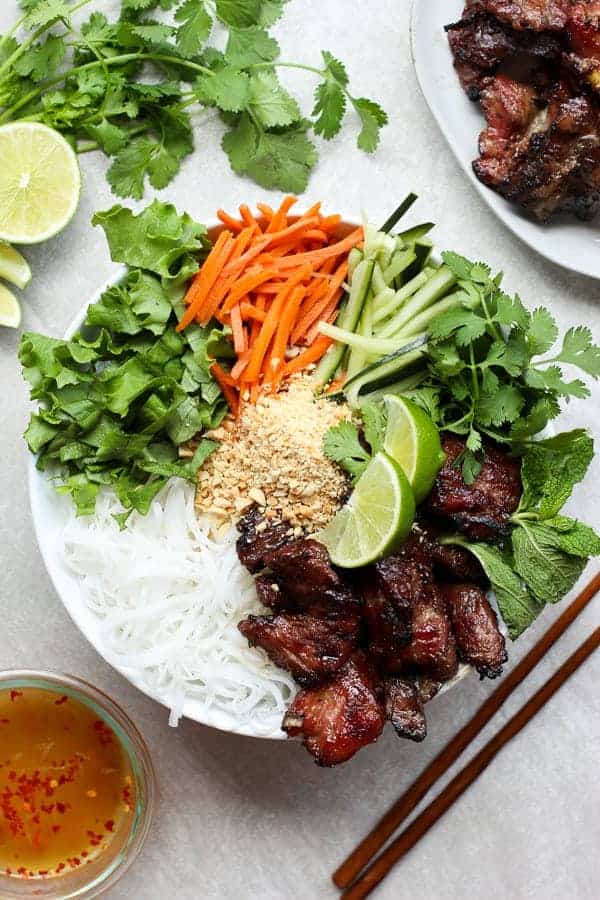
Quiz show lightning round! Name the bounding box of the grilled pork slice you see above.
[396,586,459,682]
[475,76,600,220]
[427,433,522,542]
[467,0,569,31]
[416,675,443,704]
[384,677,427,742]
[238,612,360,686]
[264,538,358,613]
[236,507,291,573]
[254,574,286,612]
[567,4,600,91]
[282,653,385,766]
[413,517,487,584]
[445,583,508,679]
[445,10,561,96]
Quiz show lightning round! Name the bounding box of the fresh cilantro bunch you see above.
[19,200,231,522]
[0,0,387,196]
[409,252,600,481]
[323,401,386,481]
[449,429,600,638]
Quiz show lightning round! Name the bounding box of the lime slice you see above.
[0,122,81,244]
[0,242,31,289]
[320,452,415,568]
[0,283,22,328]
[383,395,446,504]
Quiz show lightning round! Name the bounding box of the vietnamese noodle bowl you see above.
[62,478,296,735]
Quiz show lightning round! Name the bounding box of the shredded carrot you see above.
[177,231,234,331]
[217,209,243,233]
[179,201,361,404]
[230,304,246,354]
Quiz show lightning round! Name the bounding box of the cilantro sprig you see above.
[409,252,600,481]
[0,0,387,196]
[323,402,387,482]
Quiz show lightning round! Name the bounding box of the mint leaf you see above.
[512,523,587,604]
[352,97,387,152]
[175,0,212,59]
[518,429,594,518]
[543,517,600,557]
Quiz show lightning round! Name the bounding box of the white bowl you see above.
[411,0,600,280]
[27,214,470,741]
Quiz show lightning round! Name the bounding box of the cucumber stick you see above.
[376,266,456,339]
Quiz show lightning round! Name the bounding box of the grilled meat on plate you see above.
[384,677,427,742]
[236,506,291,574]
[445,583,508,678]
[238,612,360,687]
[263,538,358,612]
[282,653,385,766]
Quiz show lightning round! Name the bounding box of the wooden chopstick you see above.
[333,569,600,890]
[341,624,600,900]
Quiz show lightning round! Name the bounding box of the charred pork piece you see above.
[474,76,600,221]
[236,507,291,574]
[445,10,561,97]
[566,4,600,91]
[254,575,286,613]
[416,675,443,704]
[413,517,487,584]
[466,0,569,31]
[445,584,508,679]
[282,653,385,766]
[238,612,360,687]
[264,538,358,613]
[397,586,459,682]
[384,677,427,742]
[427,433,522,542]
[361,537,434,668]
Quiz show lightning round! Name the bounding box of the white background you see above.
[1,1,599,898]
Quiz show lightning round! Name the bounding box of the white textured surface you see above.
[1,2,599,899]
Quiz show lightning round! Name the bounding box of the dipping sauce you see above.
[0,687,135,880]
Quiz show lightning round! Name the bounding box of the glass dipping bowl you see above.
[0,670,155,899]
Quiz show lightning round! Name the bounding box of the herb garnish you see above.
[19,201,230,522]
[0,1,387,196]
[323,402,386,482]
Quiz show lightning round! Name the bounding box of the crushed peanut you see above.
[195,375,351,529]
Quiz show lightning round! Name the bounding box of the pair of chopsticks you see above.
[333,570,600,900]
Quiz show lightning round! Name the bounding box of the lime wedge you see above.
[320,452,415,568]
[0,242,31,289]
[0,283,22,328]
[0,122,81,245]
[383,395,445,504]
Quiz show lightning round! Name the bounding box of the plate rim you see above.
[409,0,600,281]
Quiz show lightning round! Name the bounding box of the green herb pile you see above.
[19,200,230,522]
[0,0,387,196]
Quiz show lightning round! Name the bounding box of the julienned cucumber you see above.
[343,335,429,407]
[314,258,375,385]
[376,266,457,340]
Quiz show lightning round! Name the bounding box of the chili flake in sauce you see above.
[0,688,135,880]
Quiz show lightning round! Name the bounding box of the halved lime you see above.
[0,242,31,289]
[383,395,445,504]
[320,452,415,568]
[0,283,22,328]
[0,122,81,244]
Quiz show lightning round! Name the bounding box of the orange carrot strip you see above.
[240,302,266,323]
[271,228,363,270]
[256,203,274,224]
[267,195,297,233]
[284,335,333,375]
[250,382,260,404]
[205,226,256,315]
[263,216,320,248]
[244,286,292,384]
[217,210,243,233]
[211,363,239,416]
[303,229,328,242]
[319,214,342,232]
[247,281,287,294]
[269,284,305,378]
[221,235,271,279]
[221,266,279,313]
[291,260,348,344]
[239,204,259,230]
[177,231,233,331]
[305,298,342,345]
[231,350,251,380]
[230,304,246,354]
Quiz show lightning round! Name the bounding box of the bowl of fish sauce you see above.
[0,671,155,898]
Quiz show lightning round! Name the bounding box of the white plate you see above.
[411,0,600,279]
[28,215,471,742]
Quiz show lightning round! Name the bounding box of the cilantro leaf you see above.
[215,0,261,27]
[526,307,558,356]
[477,383,524,427]
[428,307,486,346]
[361,401,387,454]
[175,0,212,59]
[247,70,301,128]
[106,138,156,200]
[553,326,600,378]
[440,251,472,281]
[224,26,279,66]
[195,67,250,112]
[13,35,66,83]
[312,78,346,139]
[323,420,370,481]
[223,115,318,192]
[257,0,289,26]
[352,97,388,152]
[322,50,348,86]
[24,0,71,29]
